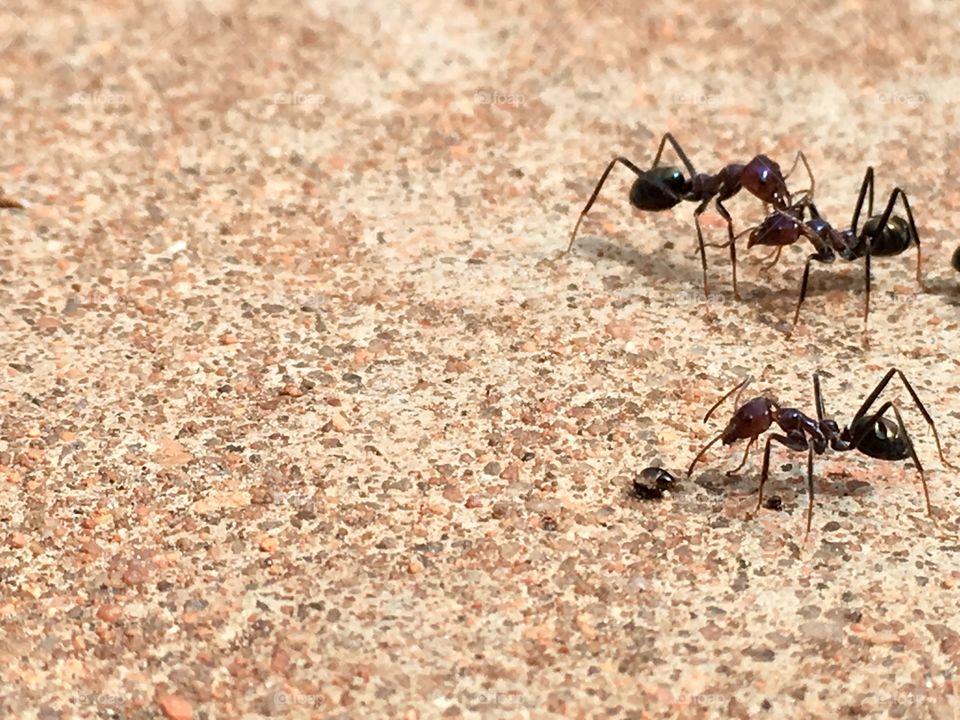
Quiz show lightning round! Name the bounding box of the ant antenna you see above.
[686,433,724,479]
[703,375,754,423]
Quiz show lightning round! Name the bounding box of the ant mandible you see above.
[742,166,922,347]
[565,132,814,299]
[685,368,956,538]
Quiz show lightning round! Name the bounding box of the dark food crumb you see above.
[631,466,679,501]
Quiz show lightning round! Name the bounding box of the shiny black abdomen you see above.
[849,215,915,259]
[629,168,686,211]
[850,416,911,461]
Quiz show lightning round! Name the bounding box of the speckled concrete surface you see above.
[2,1,960,719]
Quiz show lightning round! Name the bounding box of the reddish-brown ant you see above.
[565,132,813,299]
[686,369,956,538]
[740,167,922,347]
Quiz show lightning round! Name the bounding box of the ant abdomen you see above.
[857,215,915,257]
[629,167,687,211]
[849,416,911,461]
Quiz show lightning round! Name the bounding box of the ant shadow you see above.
[568,233,705,289]
[923,275,960,304]
[693,465,864,505]
[561,233,960,330]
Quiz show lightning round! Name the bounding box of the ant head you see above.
[747,211,802,249]
[629,167,688,211]
[721,396,775,444]
[741,155,789,206]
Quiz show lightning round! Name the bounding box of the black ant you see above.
[741,166,922,347]
[565,132,814,299]
[685,368,956,538]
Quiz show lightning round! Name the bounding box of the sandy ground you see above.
[2,1,960,718]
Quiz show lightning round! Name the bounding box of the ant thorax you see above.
[806,218,849,259]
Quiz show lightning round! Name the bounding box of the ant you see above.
[741,166,922,347]
[952,246,960,273]
[565,132,814,299]
[685,368,956,538]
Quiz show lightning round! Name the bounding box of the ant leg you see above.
[804,446,816,538]
[686,433,724,479]
[851,368,956,470]
[783,151,816,203]
[699,222,758,256]
[651,132,698,178]
[703,374,754,423]
[760,247,783,271]
[787,255,817,338]
[754,433,808,516]
[889,187,925,290]
[693,199,712,297]
[566,156,647,253]
[850,167,875,235]
[813,373,826,422]
[726,436,756,476]
[862,238,872,349]
[860,401,934,517]
[756,436,774,512]
[715,199,740,299]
